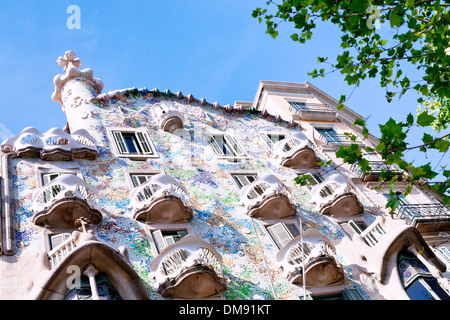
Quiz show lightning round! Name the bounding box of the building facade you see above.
[0,51,449,300]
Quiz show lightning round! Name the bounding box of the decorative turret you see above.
[52,50,104,144]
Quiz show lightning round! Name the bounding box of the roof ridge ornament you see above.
[56,50,82,72]
[52,50,104,106]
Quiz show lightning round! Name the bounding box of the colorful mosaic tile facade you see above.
[10,89,379,300]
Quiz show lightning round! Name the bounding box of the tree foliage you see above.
[253,0,450,207]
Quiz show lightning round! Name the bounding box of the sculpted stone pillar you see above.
[83,264,100,300]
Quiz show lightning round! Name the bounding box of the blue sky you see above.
[0,1,447,180]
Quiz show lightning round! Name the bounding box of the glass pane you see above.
[122,133,140,154]
[406,279,436,300]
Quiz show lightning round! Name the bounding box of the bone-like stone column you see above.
[83,264,100,300]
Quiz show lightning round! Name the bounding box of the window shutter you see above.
[165,236,176,246]
[205,134,224,156]
[136,131,153,155]
[131,174,153,187]
[233,174,257,189]
[177,230,188,239]
[42,173,61,185]
[50,233,71,250]
[152,230,168,253]
[113,131,128,154]
[348,220,364,235]
[268,222,295,249]
[439,247,450,262]
[224,135,244,156]
[261,133,274,149]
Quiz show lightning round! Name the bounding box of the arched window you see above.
[64,273,122,300]
[398,251,450,300]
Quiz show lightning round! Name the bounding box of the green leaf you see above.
[417,112,436,127]
[422,133,434,145]
[406,113,414,126]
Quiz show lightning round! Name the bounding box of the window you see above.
[41,172,76,202]
[111,129,155,157]
[266,222,300,250]
[231,173,258,189]
[406,277,450,300]
[205,133,245,158]
[152,229,188,253]
[288,101,308,112]
[49,233,71,250]
[129,173,158,188]
[399,251,450,300]
[339,220,367,238]
[301,173,324,190]
[260,133,286,149]
[438,246,450,262]
[315,128,343,143]
[65,273,122,300]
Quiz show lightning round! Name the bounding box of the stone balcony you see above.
[310,173,364,217]
[276,229,344,287]
[239,174,297,219]
[350,160,404,182]
[31,174,102,229]
[150,235,227,299]
[152,102,184,133]
[1,127,98,161]
[129,174,193,224]
[272,132,319,168]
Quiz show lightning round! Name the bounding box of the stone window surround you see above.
[226,170,260,191]
[141,223,194,257]
[106,127,159,160]
[35,163,83,189]
[257,218,302,253]
[125,169,164,189]
[203,130,249,160]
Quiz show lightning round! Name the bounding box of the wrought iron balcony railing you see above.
[290,102,337,121]
[397,203,450,226]
[319,133,362,145]
[350,161,403,182]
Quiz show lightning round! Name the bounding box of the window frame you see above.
[228,171,259,190]
[204,132,248,160]
[259,219,302,251]
[260,132,287,149]
[338,219,368,238]
[108,127,159,159]
[126,170,163,189]
[143,223,193,256]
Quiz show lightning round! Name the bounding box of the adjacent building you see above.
[0,50,449,300]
